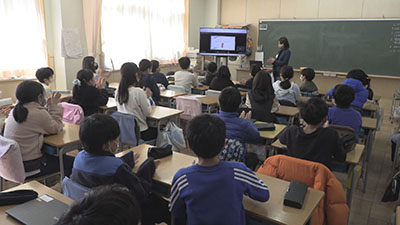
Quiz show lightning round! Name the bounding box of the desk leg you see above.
[58,147,65,188]
[207,105,211,114]
[346,164,356,209]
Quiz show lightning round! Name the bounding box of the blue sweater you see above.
[169,161,269,225]
[328,78,368,109]
[328,107,362,141]
[216,111,260,143]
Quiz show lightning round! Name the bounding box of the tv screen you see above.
[199,28,247,57]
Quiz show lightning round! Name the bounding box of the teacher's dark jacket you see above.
[272,49,291,79]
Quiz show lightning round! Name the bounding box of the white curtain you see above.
[101,0,186,69]
[82,0,102,57]
[0,0,48,78]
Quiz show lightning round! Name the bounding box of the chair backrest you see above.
[219,138,246,162]
[0,136,25,185]
[59,102,84,125]
[62,177,89,200]
[258,155,348,225]
[329,124,356,136]
[205,89,221,98]
[176,96,202,121]
[168,85,187,93]
[111,112,139,148]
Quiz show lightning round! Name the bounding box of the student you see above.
[267,37,291,81]
[300,67,318,95]
[216,87,260,143]
[245,71,279,123]
[328,84,362,141]
[209,66,235,91]
[116,62,157,141]
[4,80,73,177]
[238,64,261,89]
[56,184,141,225]
[151,60,169,89]
[35,67,54,100]
[272,65,300,106]
[174,56,198,93]
[278,98,346,169]
[71,114,169,225]
[202,62,218,85]
[169,114,269,225]
[139,59,160,103]
[70,69,108,116]
[82,56,111,81]
[328,69,369,111]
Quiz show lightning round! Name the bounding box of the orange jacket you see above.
[257,155,348,225]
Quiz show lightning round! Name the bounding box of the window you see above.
[101,0,186,69]
[0,0,48,79]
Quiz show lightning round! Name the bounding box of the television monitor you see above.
[199,28,247,57]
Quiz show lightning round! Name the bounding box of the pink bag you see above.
[58,102,84,125]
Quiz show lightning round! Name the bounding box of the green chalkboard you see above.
[258,19,400,76]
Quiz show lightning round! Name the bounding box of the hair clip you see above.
[72,79,81,86]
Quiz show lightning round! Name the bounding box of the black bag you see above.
[382,172,400,202]
[255,123,276,131]
[0,190,38,206]
[284,181,308,209]
[120,151,135,168]
[339,134,357,153]
[148,144,173,160]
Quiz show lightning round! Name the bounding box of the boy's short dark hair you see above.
[178,57,190,70]
[187,114,226,159]
[301,68,315,81]
[332,84,355,108]
[35,67,54,83]
[218,86,241,112]
[299,97,328,125]
[207,62,217,73]
[250,64,262,77]
[139,59,152,72]
[79,114,120,153]
[56,184,141,225]
[346,69,368,86]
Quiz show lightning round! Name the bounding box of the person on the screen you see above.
[267,37,291,81]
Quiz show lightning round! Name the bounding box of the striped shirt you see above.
[169,161,269,225]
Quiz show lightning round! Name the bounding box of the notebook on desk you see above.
[6,194,69,225]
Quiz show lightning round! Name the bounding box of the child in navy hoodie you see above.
[169,114,269,225]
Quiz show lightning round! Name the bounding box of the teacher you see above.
[267,37,291,81]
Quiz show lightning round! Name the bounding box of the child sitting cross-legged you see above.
[169,114,269,225]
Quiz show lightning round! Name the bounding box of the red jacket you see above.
[257,155,348,225]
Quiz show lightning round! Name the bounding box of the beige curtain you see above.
[82,0,102,57]
[0,0,48,79]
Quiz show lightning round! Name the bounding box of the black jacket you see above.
[272,49,291,79]
[209,77,235,91]
[70,86,108,116]
[248,90,277,123]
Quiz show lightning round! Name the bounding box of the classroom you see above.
[0,0,399,224]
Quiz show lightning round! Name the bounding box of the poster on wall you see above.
[61,29,83,58]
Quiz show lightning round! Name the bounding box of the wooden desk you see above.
[275,106,300,125]
[147,106,183,142]
[109,82,119,89]
[59,92,72,101]
[99,97,116,110]
[244,173,324,225]
[192,85,209,94]
[44,123,81,185]
[360,117,377,194]
[271,139,364,209]
[362,117,377,130]
[256,122,286,140]
[117,145,324,225]
[160,90,186,107]
[0,181,73,225]
[116,144,196,186]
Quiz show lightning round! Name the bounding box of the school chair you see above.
[62,176,89,200]
[176,96,202,134]
[0,136,25,191]
[258,155,349,225]
[205,89,221,98]
[59,102,84,125]
[111,112,141,152]
[167,85,186,93]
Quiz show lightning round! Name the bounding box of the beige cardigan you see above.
[4,102,63,161]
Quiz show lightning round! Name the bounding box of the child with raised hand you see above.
[170,114,269,225]
[272,65,300,106]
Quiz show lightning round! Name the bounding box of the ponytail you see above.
[279,65,294,90]
[13,81,44,123]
